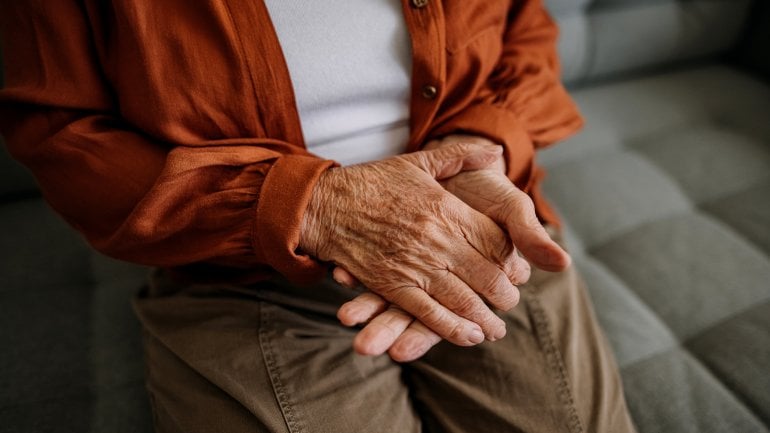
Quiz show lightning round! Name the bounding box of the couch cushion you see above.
[540,65,770,432]
[545,0,753,84]
[0,196,152,433]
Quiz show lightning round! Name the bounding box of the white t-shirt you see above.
[263,0,412,166]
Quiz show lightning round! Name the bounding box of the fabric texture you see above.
[0,0,582,286]
[2,0,769,432]
[134,230,635,433]
[262,0,413,166]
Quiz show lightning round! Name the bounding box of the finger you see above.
[353,306,413,356]
[450,246,521,312]
[337,292,388,327]
[488,240,533,288]
[332,266,360,288]
[502,251,532,287]
[424,271,507,341]
[400,142,502,180]
[443,169,570,273]
[456,206,532,286]
[388,320,443,363]
[496,189,571,272]
[386,286,485,346]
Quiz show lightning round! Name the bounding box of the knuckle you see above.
[491,291,516,312]
[505,192,536,219]
[477,269,513,300]
[388,306,411,320]
[496,240,516,263]
[487,274,520,311]
[381,321,401,340]
[447,142,470,155]
[452,294,481,317]
[481,271,508,297]
[446,321,467,341]
[498,290,519,311]
[513,189,535,208]
[512,261,531,285]
[416,301,445,325]
[502,255,520,279]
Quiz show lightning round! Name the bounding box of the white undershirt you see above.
[263,0,412,166]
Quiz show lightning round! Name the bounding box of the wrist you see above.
[299,169,334,260]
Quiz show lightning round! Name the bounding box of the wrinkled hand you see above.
[336,135,571,362]
[300,143,522,347]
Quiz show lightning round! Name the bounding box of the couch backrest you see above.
[0,1,756,193]
[545,0,754,85]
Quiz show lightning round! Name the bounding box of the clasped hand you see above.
[299,135,570,362]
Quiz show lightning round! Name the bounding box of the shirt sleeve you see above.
[0,2,333,283]
[429,0,584,189]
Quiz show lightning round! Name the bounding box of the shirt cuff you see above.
[254,154,336,284]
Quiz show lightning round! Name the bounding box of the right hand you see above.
[300,143,520,345]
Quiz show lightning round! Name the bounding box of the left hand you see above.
[335,135,571,362]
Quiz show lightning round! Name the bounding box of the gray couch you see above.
[542,0,769,431]
[1,0,768,432]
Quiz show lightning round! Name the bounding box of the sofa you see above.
[1,0,768,432]
[541,0,769,431]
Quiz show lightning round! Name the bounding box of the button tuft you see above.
[411,0,429,8]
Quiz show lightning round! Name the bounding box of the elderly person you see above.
[0,0,636,432]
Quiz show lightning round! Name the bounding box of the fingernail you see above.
[469,327,485,344]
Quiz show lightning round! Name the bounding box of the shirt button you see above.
[421,85,438,100]
[411,0,428,8]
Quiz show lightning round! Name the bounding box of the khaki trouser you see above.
[134,231,637,433]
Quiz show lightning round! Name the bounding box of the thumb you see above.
[400,143,502,180]
[497,190,571,272]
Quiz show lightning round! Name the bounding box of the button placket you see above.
[401,0,446,150]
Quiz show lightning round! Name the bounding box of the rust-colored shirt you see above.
[0,0,582,283]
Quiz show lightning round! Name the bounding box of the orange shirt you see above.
[0,0,582,284]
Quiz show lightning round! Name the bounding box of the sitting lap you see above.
[134,232,635,433]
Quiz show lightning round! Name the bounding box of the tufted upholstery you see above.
[539,66,770,432]
[1,1,768,432]
[539,1,770,432]
[545,0,753,84]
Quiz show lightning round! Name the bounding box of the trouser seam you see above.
[526,290,585,433]
[258,302,306,433]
